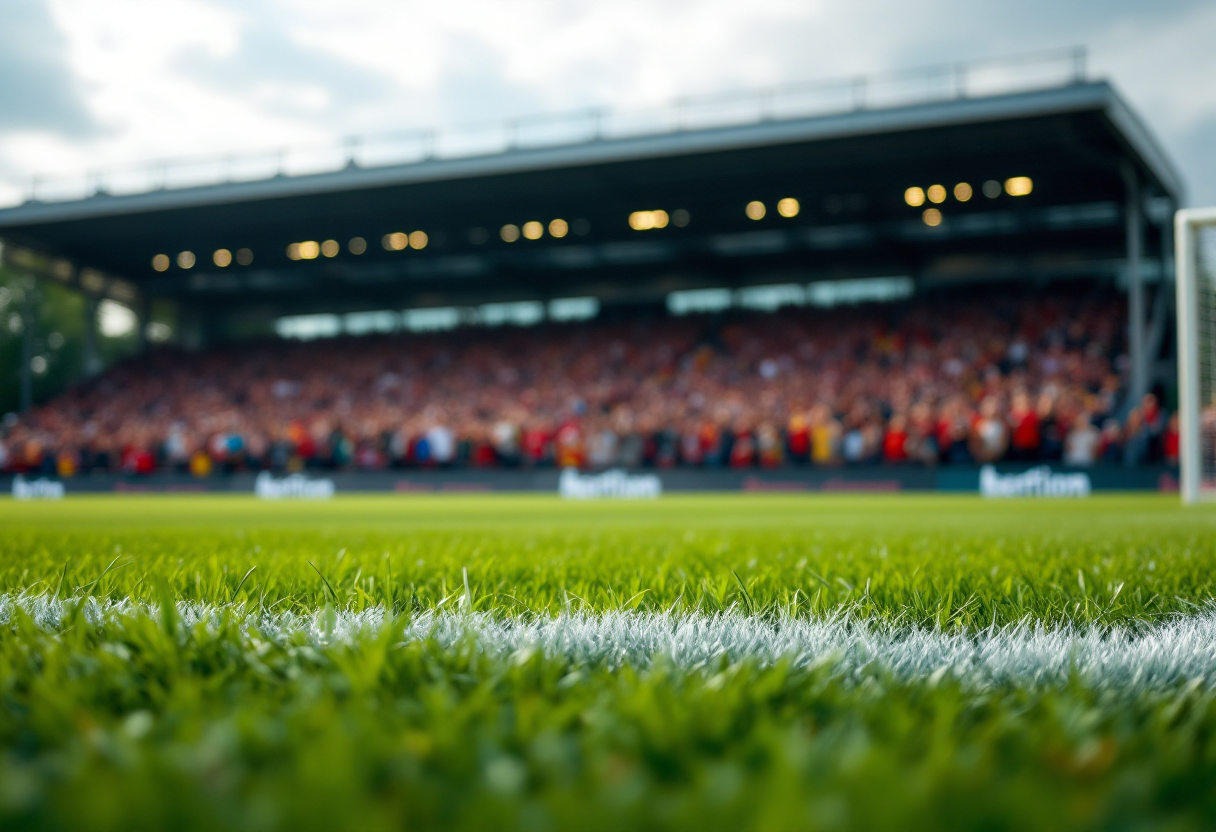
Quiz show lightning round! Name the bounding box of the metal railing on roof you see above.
[19,46,1086,207]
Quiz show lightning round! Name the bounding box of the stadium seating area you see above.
[0,284,1178,476]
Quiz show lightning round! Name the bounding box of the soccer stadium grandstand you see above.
[0,50,1185,491]
[0,284,1176,478]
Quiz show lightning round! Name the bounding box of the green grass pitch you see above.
[2,494,1216,830]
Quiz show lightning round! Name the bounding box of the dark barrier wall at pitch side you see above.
[1,465,1179,495]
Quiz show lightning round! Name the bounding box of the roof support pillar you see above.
[1149,199,1177,397]
[135,295,149,355]
[19,277,34,412]
[1123,164,1146,405]
[82,293,102,378]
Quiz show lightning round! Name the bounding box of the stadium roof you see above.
[0,53,1183,333]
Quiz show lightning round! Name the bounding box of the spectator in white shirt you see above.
[1063,413,1101,467]
[426,424,455,465]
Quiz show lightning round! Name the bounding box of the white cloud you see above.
[1089,3,1216,134]
[1,0,1214,204]
[278,0,828,122]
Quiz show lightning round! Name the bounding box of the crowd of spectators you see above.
[0,284,1179,477]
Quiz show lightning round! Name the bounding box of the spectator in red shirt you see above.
[729,428,756,468]
[1163,413,1180,467]
[522,423,552,466]
[882,413,910,463]
[786,414,810,463]
[1008,390,1040,460]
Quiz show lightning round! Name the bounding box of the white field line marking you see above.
[4,593,1216,692]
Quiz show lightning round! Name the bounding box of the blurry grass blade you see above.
[731,570,754,616]
[75,555,125,595]
[232,565,258,601]
[307,560,339,604]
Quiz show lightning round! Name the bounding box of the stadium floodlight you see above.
[1175,206,1216,503]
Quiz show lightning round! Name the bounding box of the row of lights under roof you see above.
[628,199,800,232]
[381,231,428,252]
[905,177,1033,208]
[153,201,788,268]
[908,177,1034,227]
[745,198,801,220]
[152,248,254,271]
[290,232,429,259]
[152,181,1031,269]
[152,232,434,269]
[288,240,336,260]
[500,219,569,242]
[630,209,679,230]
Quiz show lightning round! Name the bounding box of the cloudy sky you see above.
[2,0,1215,207]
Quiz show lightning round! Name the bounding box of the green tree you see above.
[0,268,137,416]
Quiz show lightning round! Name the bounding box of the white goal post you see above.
[1176,207,1216,503]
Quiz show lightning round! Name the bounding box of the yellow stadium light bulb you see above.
[236,248,253,265]
[500,224,520,242]
[746,200,766,220]
[152,254,170,272]
[652,210,669,229]
[522,221,543,240]
[382,232,408,251]
[213,248,232,267]
[549,218,568,238]
[777,198,800,218]
[321,239,339,258]
[629,211,654,231]
[287,243,302,261]
[904,187,925,207]
[953,182,973,202]
[348,237,366,255]
[299,241,320,260]
[927,184,946,204]
[1005,176,1033,196]
[177,251,196,269]
[922,208,943,227]
[409,231,428,249]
